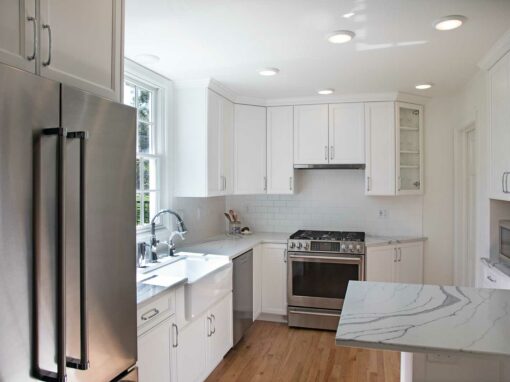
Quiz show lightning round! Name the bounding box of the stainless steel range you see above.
[287,230,365,330]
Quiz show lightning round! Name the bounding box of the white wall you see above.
[227,170,423,236]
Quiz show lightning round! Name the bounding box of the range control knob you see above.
[341,244,347,252]
[356,244,362,253]
[289,242,295,249]
[348,244,354,252]
[297,242,303,249]
[303,243,309,250]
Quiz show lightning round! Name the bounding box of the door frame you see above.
[453,112,478,287]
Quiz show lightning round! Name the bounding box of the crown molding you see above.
[478,28,510,70]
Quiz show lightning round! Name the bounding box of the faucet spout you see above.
[149,209,188,259]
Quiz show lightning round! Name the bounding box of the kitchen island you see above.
[336,281,510,382]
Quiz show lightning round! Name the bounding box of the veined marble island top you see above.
[336,281,510,358]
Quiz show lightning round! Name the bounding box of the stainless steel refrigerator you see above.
[0,63,138,381]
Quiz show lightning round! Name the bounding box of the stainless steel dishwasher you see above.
[233,249,253,346]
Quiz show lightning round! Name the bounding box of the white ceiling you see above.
[125,0,510,99]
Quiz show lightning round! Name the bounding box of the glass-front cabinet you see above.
[396,102,423,194]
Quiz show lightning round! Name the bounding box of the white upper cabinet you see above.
[267,106,294,194]
[365,102,396,195]
[39,0,123,101]
[396,103,424,195]
[294,104,329,165]
[0,0,36,73]
[328,103,365,164]
[174,88,234,197]
[489,52,510,201]
[234,104,267,194]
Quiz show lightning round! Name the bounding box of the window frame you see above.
[123,59,171,234]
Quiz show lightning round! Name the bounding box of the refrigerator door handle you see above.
[34,127,68,382]
[66,131,90,370]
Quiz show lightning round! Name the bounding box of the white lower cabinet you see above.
[138,317,173,382]
[138,290,233,382]
[261,244,287,315]
[366,241,423,284]
[480,260,510,290]
[252,245,262,320]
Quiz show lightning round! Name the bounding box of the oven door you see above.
[287,252,364,310]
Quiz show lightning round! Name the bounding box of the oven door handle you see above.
[288,254,363,263]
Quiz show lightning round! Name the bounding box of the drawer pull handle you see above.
[141,308,160,321]
[487,275,497,283]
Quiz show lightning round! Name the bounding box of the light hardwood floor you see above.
[206,320,400,382]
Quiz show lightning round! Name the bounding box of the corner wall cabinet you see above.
[0,0,123,101]
[174,87,234,197]
[366,241,424,284]
[267,106,295,194]
[489,51,510,201]
[293,103,365,166]
[365,102,424,196]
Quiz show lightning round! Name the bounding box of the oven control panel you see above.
[288,240,365,254]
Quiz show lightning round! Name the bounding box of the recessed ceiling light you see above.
[327,30,355,44]
[135,54,160,65]
[317,89,334,95]
[415,83,433,90]
[258,67,280,76]
[434,15,466,31]
[343,12,355,18]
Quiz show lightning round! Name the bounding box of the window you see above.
[123,79,162,228]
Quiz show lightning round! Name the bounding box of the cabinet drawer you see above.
[137,291,175,330]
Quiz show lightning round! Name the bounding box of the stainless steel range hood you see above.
[294,163,366,170]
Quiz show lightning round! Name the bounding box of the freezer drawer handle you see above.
[66,131,90,371]
[141,308,160,321]
[33,127,68,382]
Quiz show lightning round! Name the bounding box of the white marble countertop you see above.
[178,232,289,260]
[336,281,510,358]
[365,235,427,248]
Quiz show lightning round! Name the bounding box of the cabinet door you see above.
[173,316,208,382]
[222,97,235,194]
[234,104,267,194]
[365,102,396,195]
[0,0,36,72]
[489,53,510,201]
[261,244,287,315]
[253,245,262,320]
[329,103,365,164]
[293,104,329,165]
[396,242,423,284]
[138,318,172,382]
[267,106,294,194]
[39,0,122,101]
[366,245,396,282]
[207,293,233,374]
[207,90,223,196]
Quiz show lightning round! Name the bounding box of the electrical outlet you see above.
[378,209,388,218]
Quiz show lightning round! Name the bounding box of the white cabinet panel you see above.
[207,90,223,196]
[253,245,262,320]
[329,103,365,164]
[365,102,396,195]
[261,244,287,315]
[267,106,294,194]
[207,293,233,374]
[0,0,36,72]
[396,242,423,284]
[489,52,510,201]
[138,317,172,382]
[174,315,208,382]
[294,104,329,165]
[222,97,235,194]
[39,0,122,101]
[366,245,396,283]
[234,104,267,194]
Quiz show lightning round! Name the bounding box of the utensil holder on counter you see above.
[229,221,241,235]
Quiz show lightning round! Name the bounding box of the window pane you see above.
[136,192,142,226]
[123,83,136,107]
[136,157,140,190]
[137,89,152,122]
[137,122,152,154]
[142,158,157,190]
[143,192,158,225]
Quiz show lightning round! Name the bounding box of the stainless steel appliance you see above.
[233,250,253,345]
[0,63,138,381]
[287,230,365,330]
[499,220,510,263]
